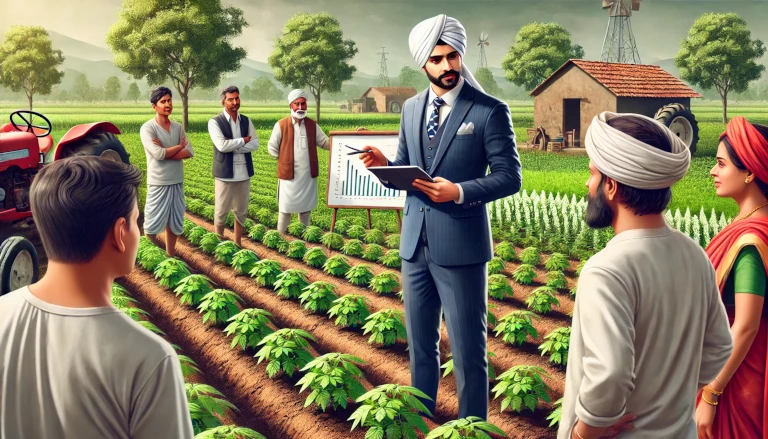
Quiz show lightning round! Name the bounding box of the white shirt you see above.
[208,111,259,182]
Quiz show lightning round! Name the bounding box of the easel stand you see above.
[330,208,402,234]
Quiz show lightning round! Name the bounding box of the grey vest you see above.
[418,99,448,245]
[212,113,255,179]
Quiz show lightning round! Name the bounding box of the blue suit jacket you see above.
[382,81,522,266]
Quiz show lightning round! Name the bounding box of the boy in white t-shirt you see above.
[0,156,194,439]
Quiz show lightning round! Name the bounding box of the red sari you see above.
[700,216,768,438]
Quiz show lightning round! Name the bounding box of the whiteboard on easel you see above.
[326,130,405,209]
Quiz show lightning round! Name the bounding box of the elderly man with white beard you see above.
[559,112,733,439]
[267,89,330,233]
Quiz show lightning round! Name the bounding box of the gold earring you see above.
[746,178,752,184]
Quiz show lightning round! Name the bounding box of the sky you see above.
[2,0,767,76]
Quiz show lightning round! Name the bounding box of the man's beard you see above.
[585,187,615,229]
[426,68,461,90]
[292,109,306,119]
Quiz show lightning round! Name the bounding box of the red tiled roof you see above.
[362,86,418,97]
[530,59,702,98]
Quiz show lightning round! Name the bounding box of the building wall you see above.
[616,97,692,117]
[533,67,616,147]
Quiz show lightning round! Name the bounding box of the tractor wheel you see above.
[389,101,402,113]
[0,236,39,296]
[58,132,131,164]
[654,103,699,156]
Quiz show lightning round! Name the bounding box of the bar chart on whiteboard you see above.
[326,133,406,208]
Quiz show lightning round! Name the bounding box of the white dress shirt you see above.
[208,111,259,182]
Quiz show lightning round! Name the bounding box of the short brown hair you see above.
[29,156,143,262]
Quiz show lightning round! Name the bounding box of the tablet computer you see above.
[367,166,435,191]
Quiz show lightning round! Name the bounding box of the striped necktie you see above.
[427,96,445,140]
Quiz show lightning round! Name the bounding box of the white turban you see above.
[408,14,484,93]
[585,111,691,189]
[288,89,308,104]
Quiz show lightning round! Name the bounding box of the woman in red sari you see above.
[696,116,768,439]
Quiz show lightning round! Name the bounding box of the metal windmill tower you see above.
[378,47,390,87]
[477,32,489,71]
[600,0,642,64]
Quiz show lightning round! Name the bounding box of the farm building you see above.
[349,86,417,113]
[528,59,702,153]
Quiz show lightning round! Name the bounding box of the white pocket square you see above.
[457,122,474,135]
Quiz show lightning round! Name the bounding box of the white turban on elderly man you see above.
[408,14,484,93]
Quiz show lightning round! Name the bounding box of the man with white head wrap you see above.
[559,112,733,439]
[358,14,522,421]
[267,89,329,233]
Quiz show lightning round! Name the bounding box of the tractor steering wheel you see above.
[10,110,52,138]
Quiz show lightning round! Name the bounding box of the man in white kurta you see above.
[267,89,329,233]
[559,112,733,439]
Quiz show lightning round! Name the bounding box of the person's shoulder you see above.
[140,119,155,132]
[0,287,26,317]
[107,312,178,361]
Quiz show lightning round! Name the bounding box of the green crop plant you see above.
[248,224,267,242]
[494,310,539,346]
[250,259,282,288]
[138,246,167,272]
[488,257,505,275]
[174,274,215,307]
[111,287,136,309]
[494,241,516,261]
[369,271,400,295]
[345,264,374,286]
[186,383,238,434]
[199,232,222,254]
[492,365,552,414]
[488,274,514,301]
[385,233,400,249]
[188,226,208,245]
[193,426,266,439]
[545,271,568,290]
[511,264,537,285]
[364,228,385,245]
[323,254,351,277]
[327,294,371,328]
[539,326,571,366]
[425,416,507,439]
[348,384,432,439]
[341,239,365,257]
[321,232,345,250]
[198,289,244,325]
[362,309,407,346]
[256,208,275,227]
[519,247,541,266]
[244,218,257,232]
[214,241,240,265]
[202,205,215,221]
[526,287,561,314]
[262,230,284,250]
[302,226,324,243]
[576,259,587,276]
[441,351,497,380]
[378,249,401,268]
[224,308,275,350]
[547,398,563,427]
[231,249,259,275]
[287,221,307,238]
[332,218,351,235]
[154,258,192,289]
[120,306,150,322]
[178,354,201,379]
[187,199,207,216]
[296,353,367,412]
[225,212,236,229]
[488,302,499,328]
[544,253,569,272]
[362,243,384,262]
[273,269,310,300]
[286,240,308,259]
[298,281,339,314]
[346,224,366,239]
[138,320,165,335]
[254,328,316,378]
[303,247,327,268]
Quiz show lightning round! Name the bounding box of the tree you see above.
[104,76,122,101]
[397,66,428,90]
[0,26,64,110]
[475,67,503,98]
[251,77,283,102]
[501,22,584,91]
[106,0,248,131]
[675,13,765,123]
[126,82,141,103]
[73,73,91,101]
[268,13,358,122]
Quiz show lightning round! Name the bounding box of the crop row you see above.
[110,282,267,439]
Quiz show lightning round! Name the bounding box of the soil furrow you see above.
[118,268,367,439]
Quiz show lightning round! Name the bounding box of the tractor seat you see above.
[0,123,53,154]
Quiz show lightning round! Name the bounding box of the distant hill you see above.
[49,31,114,62]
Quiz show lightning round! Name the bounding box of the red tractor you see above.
[0,110,130,296]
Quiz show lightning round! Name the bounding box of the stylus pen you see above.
[345,145,372,155]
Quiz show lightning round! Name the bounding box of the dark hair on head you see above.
[29,156,143,263]
[604,114,674,215]
[722,123,768,200]
[436,38,448,46]
[150,86,172,105]
[221,85,239,99]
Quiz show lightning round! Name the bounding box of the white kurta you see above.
[267,118,329,213]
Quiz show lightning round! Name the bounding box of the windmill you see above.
[477,32,489,71]
[600,0,642,64]
[378,47,390,87]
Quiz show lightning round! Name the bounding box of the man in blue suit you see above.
[359,14,522,420]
